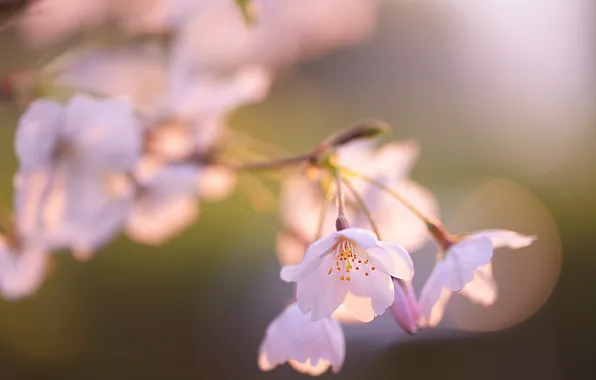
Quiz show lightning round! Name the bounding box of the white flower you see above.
[14,94,141,258]
[281,228,413,322]
[258,303,345,376]
[277,140,437,265]
[0,236,48,300]
[419,230,536,327]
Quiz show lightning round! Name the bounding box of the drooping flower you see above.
[281,228,413,322]
[0,236,49,300]
[418,229,536,328]
[277,140,437,267]
[14,94,141,258]
[258,302,345,376]
[389,278,420,334]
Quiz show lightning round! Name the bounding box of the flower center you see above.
[327,239,376,281]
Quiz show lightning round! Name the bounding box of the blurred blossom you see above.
[258,302,345,376]
[46,44,167,117]
[196,165,237,202]
[14,94,141,258]
[18,0,185,46]
[19,0,112,46]
[163,65,271,122]
[21,0,380,71]
[281,228,413,322]
[45,46,271,124]
[277,141,437,266]
[126,165,199,245]
[418,230,535,328]
[170,0,379,73]
[0,237,48,300]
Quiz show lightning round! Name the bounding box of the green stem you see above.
[342,176,383,240]
[314,177,333,240]
[333,169,346,218]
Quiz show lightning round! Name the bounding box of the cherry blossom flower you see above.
[281,228,413,322]
[277,141,437,265]
[389,278,420,334]
[0,236,48,300]
[258,302,345,376]
[14,94,141,258]
[418,230,536,328]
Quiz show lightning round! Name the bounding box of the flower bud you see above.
[390,278,420,334]
[335,215,350,231]
[329,119,390,148]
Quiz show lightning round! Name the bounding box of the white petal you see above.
[344,263,395,318]
[63,94,141,172]
[62,167,132,256]
[459,264,498,307]
[0,240,48,300]
[336,228,380,250]
[448,236,494,270]
[472,230,537,250]
[376,180,438,252]
[258,352,276,372]
[366,241,414,281]
[331,303,365,324]
[127,165,199,244]
[340,291,375,323]
[296,256,349,320]
[196,166,236,201]
[374,141,420,179]
[280,233,338,282]
[127,196,198,245]
[289,358,331,376]
[258,303,345,374]
[419,259,453,326]
[427,288,452,328]
[15,99,63,170]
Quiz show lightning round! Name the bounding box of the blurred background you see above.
[0,0,594,379]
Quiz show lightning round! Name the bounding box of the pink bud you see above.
[390,278,420,334]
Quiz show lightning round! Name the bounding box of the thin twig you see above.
[333,169,346,218]
[342,176,382,240]
[231,154,311,171]
[314,177,333,240]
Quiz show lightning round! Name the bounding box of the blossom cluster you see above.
[0,1,538,377]
[258,138,535,375]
